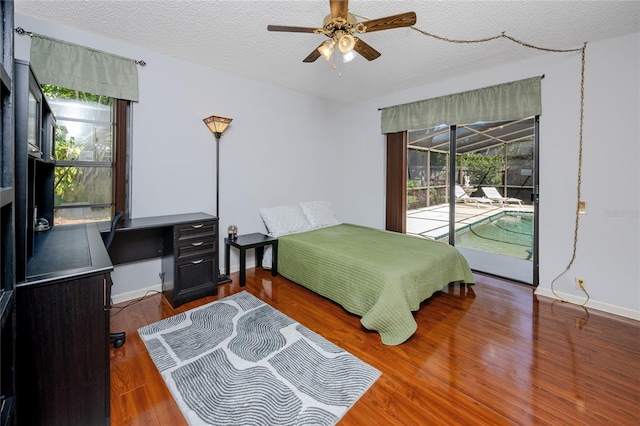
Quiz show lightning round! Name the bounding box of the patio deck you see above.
[407,202,535,240]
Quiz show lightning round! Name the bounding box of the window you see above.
[43,86,128,224]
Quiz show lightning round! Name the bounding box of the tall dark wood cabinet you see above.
[0,2,16,425]
[11,45,111,426]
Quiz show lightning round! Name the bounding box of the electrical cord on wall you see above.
[110,290,162,315]
[549,43,591,309]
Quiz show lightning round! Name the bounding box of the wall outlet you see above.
[578,201,587,214]
[575,277,586,290]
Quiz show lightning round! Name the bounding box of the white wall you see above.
[16,14,344,300]
[344,32,640,320]
[15,13,640,319]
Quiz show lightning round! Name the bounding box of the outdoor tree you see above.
[457,152,503,187]
[52,125,82,202]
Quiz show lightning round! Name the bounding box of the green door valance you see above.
[380,76,542,134]
[30,34,139,101]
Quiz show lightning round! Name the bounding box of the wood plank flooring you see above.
[109,269,640,425]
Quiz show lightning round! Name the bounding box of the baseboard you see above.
[111,260,259,304]
[535,287,640,321]
[226,260,260,274]
[111,261,256,305]
[112,283,163,304]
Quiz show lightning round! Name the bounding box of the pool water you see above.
[454,212,534,260]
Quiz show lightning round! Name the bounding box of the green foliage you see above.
[42,85,112,106]
[407,188,428,210]
[43,85,112,206]
[52,125,83,202]
[458,152,504,186]
[430,151,447,166]
[407,179,421,189]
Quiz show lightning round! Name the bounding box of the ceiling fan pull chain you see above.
[332,54,342,77]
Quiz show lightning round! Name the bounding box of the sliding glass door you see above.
[453,117,537,285]
[405,117,539,285]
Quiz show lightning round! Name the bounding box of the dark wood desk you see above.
[98,212,220,307]
[26,222,113,281]
[98,212,216,264]
[17,223,113,426]
[225,233,278,286]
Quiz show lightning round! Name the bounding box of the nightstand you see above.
[224,233,278,286]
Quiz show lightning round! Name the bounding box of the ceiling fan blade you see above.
[353,39,381,61]
[303,45,323,63]
[360,11,417,33]
[329,0,348,19]
[267,25,319,34]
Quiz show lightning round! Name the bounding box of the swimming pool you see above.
[452,212,534,260]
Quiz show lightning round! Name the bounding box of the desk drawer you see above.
[177,238,216,261]
[175,221,217,244]
[176,257,215,291]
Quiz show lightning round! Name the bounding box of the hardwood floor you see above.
[110,269,640,425]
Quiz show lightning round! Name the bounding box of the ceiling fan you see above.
[267,0,416,63]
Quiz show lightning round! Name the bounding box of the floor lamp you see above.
[203,115,233,285]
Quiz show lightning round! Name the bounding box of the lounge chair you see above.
[481,186,523,207]
[455,185,494,208]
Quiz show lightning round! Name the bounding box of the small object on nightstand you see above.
[228,225,238,241]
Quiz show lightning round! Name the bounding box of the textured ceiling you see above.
[14,0,640,104]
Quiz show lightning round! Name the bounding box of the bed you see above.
[259,202,475,345]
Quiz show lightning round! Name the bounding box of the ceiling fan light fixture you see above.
[338,33,356,53]
[318,39,335,60]
[267,3,416,64]
[342,50,358,63]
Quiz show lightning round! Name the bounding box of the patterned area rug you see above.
[138,291,381,425]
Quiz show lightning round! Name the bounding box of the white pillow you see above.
[299,200,340,228]
[259,205,314,237]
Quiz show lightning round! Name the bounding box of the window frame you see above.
[45,89,129,223]
[113,99,128,214]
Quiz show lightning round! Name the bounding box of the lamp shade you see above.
[318,39,336,61]
[338,34,356,54]
[343,50,358,63]
[203,116,233,135]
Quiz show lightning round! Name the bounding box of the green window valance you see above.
[380,76,542,134]
[30,34,139,101]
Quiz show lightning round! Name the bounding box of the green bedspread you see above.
[278,223,475,345]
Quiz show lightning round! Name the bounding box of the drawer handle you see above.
[191,259,204,264]
[192,224,204,229]
[191,241,204,246]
